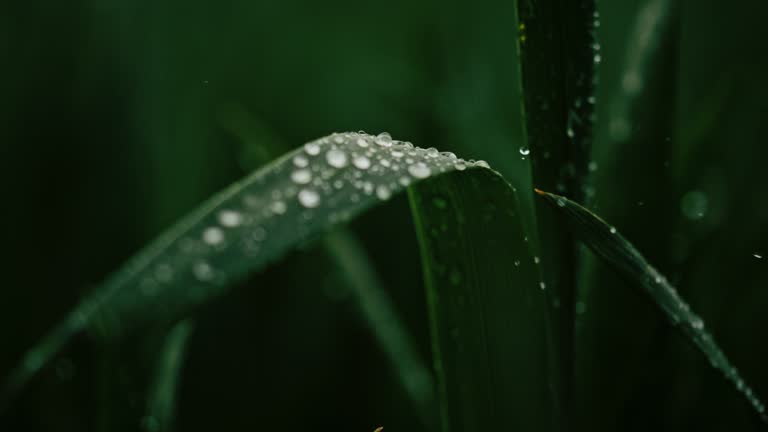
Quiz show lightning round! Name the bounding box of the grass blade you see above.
[411,173,554,431]
[142,320,194,432]
[514,0,600,422]
[323,230,436,429]
[535,188,768,425]
[3,132,553,428]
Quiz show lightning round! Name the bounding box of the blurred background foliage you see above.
[1,0,767,431]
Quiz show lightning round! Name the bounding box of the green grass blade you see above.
[142,320,194,432]
[411,173,554,431]
[514,0,600,421]
[323,230,436,429]
[3,132,553,428]
[535,188,768,425]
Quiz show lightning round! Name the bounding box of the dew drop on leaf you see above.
[291,169,312,185]
[202,227,225,245]
[298,189,321,208]
[408,162,431,179]
[325,148,348,168]
[218,209,243,227]
[353,155,371,170]
[375,132,392,147]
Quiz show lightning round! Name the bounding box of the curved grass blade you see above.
[224,116,438,429]
[535,188,768,425]
[411,173,554,431]
[2,132,553,429]
[142,320,194,432]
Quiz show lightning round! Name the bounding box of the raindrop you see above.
[408,162,431,179]
[270,200,287,214]
[202,227,224,245]
[218,209,243,227]
[352,155,371,170]
[375,132,393,147]
[519,147,530,156]
[680,190,708,220]
[376,185,391,200]
[192,261,214,281]
[293,154,309,167]
[298,189,321,208]
[325,148,348,168]
[291,169,312,184]
[304,142,321,155]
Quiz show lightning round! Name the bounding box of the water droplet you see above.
[566,127,575,138]
[298,189,321,208]
[192,261,214,281]
[680,190,708,220]
[475,160,490,168]
[375,185,391,200]
[454,160,467,171]
[356,137,369,148]
[375,132,392,147]
[557,199,566,207]
[202,227,224,245]
[293,156,309,170]
[609,227,617,234]
[353,155,371,170]
[325,148,348,168]
[534,256,540,264]
[588,161,598,172]
[514,260,520,267]
[519,147,530,156]
[691,317,704,330]
[426,147,439,157]
[218,209,243,227]
[539,282,546,290]
[593,53,602,63]
[291,169,312,184]
[398,176,411,187]
[270,200,286,214]
[304,142,321,155]
[408,162,431,179]
[333,135,344,144]
[754,253,763,259]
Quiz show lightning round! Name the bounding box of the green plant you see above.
[2,0,767,431]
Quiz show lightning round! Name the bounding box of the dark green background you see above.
[1,0,766,430]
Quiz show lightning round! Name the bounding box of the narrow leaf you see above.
[514,0,600,422]
[3,133,553,430]
[535,188,768,424]
[412,173,554,431]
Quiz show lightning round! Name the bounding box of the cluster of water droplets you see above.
[126,131,492,307]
